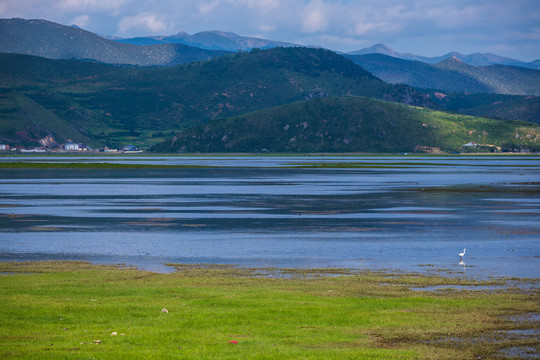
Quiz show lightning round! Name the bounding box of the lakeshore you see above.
[0,261,538,359]
[0,155,539,358]
[1,155,539,279]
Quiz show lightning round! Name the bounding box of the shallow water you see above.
[0,155,539,278]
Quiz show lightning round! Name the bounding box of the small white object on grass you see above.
[161,308,169,313]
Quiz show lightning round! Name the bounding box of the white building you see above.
[65,142,80,151]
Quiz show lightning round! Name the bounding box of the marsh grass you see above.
[0,162,215,170]
[0,261,538,359]
[0,162,216,169]
[289,161,540,169]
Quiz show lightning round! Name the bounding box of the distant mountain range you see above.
[348,43,540,70]
[0,18,230,66]
[1,18,538,70]
[345,53,540,96]
[115,30,297,51]
[0,18,538,153]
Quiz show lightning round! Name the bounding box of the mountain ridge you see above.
[116,30,298,51]
[0,18,231,66]
[345,53,540,96]
[1,18,538,69]
[348,43,540,69]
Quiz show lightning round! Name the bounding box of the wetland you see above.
[0,155,539,358]
[0,155,538,278]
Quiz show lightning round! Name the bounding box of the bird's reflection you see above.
[459,260,466,274]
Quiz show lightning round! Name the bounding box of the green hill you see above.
[345,54,540,125]
[428,92,540,126]
[0,90,96,147]
[1,49,538,151]
[152,97,539,153]
[0,48,431,147]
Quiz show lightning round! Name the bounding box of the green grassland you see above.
[0,261,538,359]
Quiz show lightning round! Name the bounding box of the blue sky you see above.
[1,0,539,61]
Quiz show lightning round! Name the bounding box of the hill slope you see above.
[428,92,540,126]
[0,48,431,147]
[346,54,540,96]
[0,18,230,66]
[435,57,540,95]
[152,97,539,153]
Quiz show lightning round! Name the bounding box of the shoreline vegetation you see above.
[0,153,539,170]
[0,162,215,170]
[2,152,540,157]
[0,261,538,359]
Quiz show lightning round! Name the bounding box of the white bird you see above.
[459,248,466,261]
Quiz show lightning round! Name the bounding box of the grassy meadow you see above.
[0,261,538,359]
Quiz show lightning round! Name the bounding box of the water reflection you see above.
[459,260,466,275]
[0,155,539,279]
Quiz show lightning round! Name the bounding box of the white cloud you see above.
[352,22,376,36]
[301,0,328,33]
[117,13,167,35]
[54,0,129,15]
[259,23,276,32]
[0,0,44,17]
[71,14,89,27]
[424,4,486,29]
[227,0,280,11]
[0,0,538,59]
[198,0,221,15]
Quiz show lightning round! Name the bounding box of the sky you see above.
[1,0,539,61]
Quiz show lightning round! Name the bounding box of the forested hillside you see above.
[0,48,430,147]
[152,97,539,153]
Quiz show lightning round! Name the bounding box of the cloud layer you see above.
[1,0,539,60]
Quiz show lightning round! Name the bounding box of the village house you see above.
[0,144,10,152]
[64,142,79,151]
[122,145,142,153]
[64,143,90,151]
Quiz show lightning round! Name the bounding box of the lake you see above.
[0,155,539,279]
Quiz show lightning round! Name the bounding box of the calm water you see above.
[0,155,539,278]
